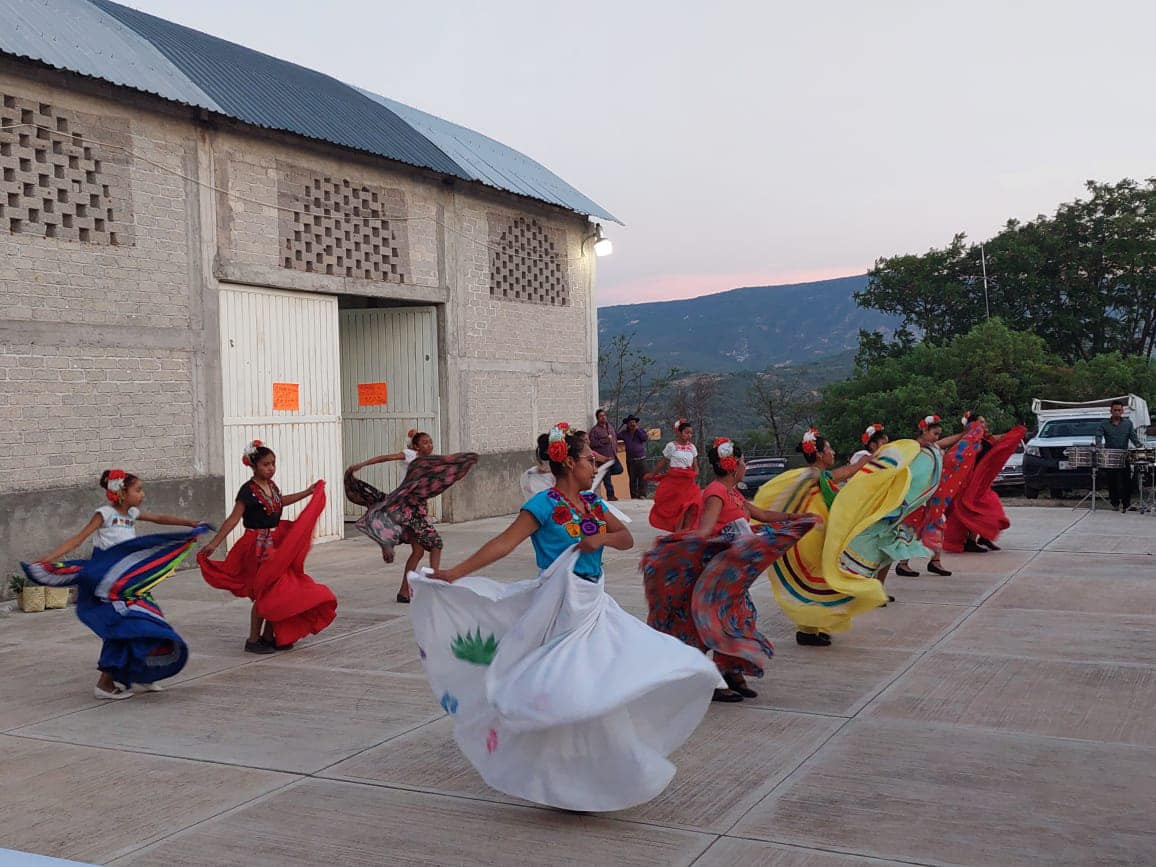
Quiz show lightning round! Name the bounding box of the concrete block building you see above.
[0,0,617,569]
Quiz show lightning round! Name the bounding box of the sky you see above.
[121,0,1156,307]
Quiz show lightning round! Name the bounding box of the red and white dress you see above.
[649,442,702,531]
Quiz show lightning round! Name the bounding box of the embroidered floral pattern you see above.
[440,691,459,714]
[486,728,499,754]
[546,488,607,539]
[247,480,282,516]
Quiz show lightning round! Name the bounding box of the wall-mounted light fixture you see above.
[583,223,614,257]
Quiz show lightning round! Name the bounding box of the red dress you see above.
[943,427,1028,552]
[198,480,337,646]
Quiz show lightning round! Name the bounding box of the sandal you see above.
[711,688,743,703]
[796,631,831,647]
[723,673,758,698]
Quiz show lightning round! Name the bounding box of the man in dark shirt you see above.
[588,408,621,500]
[618,415,650,499]
[1097,400,1144,512]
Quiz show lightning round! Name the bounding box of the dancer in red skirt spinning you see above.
[199,441,336,654]
[647,419,703,531]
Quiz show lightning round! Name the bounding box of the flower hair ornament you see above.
[861,423,884,444]
[713,437,738,472]
[674,417,688,432]
[918,415,941,431]
[801,428,820,456]
[407,428,416,439]
[960,411,972,427]
[241,439,264,467]
[104,469,126,503]
[547,422,571,463]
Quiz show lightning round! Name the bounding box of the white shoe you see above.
[94,685,133,700]
[132,682,164,693]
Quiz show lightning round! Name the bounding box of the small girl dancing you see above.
[199,441,335,653]
[32,470,204,699]
[345,430,453,604]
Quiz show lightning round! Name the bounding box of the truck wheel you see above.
[1024,486,1040,500]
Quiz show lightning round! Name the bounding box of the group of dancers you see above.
[20,410,1025,812]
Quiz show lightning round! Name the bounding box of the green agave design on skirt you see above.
[451,628,499,665]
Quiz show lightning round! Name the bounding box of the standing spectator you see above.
[619,415,650,499]
[589,409,622,500]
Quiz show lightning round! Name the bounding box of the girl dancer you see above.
[895,413,985,577]
[26,470,207,699]
[345,430,478,603]
[755,429,916,645]
[850,424,888,464]
[199,441,336,654]
[943,422,1028,553]
[642,437,819,703]
[408,425,721,812]
[646,419,702,531]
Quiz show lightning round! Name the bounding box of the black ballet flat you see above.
[796,631,831,647]
[244,639,275,655]
[977,537,1001,551]
[963,540,987,553]
[396,593,410,604]
[723,673,758,698]
[712,688,744,703]
[927,561,952,576]
[895,564,920,577]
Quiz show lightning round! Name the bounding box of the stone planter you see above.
[19,585,46,613]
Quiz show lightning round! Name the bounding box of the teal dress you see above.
[522,488,608,581]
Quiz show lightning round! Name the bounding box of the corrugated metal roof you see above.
[359,90,619,224]
[1,0,222,110]
[0,0,619,222]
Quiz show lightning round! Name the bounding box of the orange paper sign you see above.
[357,382,388,406]
[272,382,300,411]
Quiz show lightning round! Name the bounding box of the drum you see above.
[1098,448,1128,469]
[1064,446,1095,467]
[1129,447,1156,467]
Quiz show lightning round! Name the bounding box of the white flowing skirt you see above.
[408,547,720,812]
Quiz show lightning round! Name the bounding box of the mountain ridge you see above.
[597,274,900,372]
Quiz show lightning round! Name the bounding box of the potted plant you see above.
[8,573,45,613]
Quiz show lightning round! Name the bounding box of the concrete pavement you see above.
[1,504,1154,865]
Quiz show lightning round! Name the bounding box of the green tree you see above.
[858,179,1156,362]
[817,320,1054,457]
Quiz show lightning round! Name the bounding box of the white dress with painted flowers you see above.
[408,489,720,812]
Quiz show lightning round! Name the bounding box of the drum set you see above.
[1064,446,1156,512]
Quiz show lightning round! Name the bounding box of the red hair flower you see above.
[547,440,569,462]
[801,428,820,455]
[861,423,884,444]
[719,456,738,472]
[104,469,126,503]
[918,414,941,430]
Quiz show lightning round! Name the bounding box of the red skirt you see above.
[649,468,703,532]
[943,427,1028,552]
[198,482,337,646]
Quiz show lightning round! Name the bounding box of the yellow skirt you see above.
[754,440,920,634]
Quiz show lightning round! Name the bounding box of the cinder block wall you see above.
[0,59,598,577]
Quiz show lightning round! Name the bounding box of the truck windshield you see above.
[1039,418,1107,438]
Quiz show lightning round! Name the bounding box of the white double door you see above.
[219,284,440,544]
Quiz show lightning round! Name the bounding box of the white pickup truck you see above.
[1022,394,1151,498]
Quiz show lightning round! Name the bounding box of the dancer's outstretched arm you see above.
[432,511,539,583]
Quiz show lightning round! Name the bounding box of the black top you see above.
[237,480,283,529]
